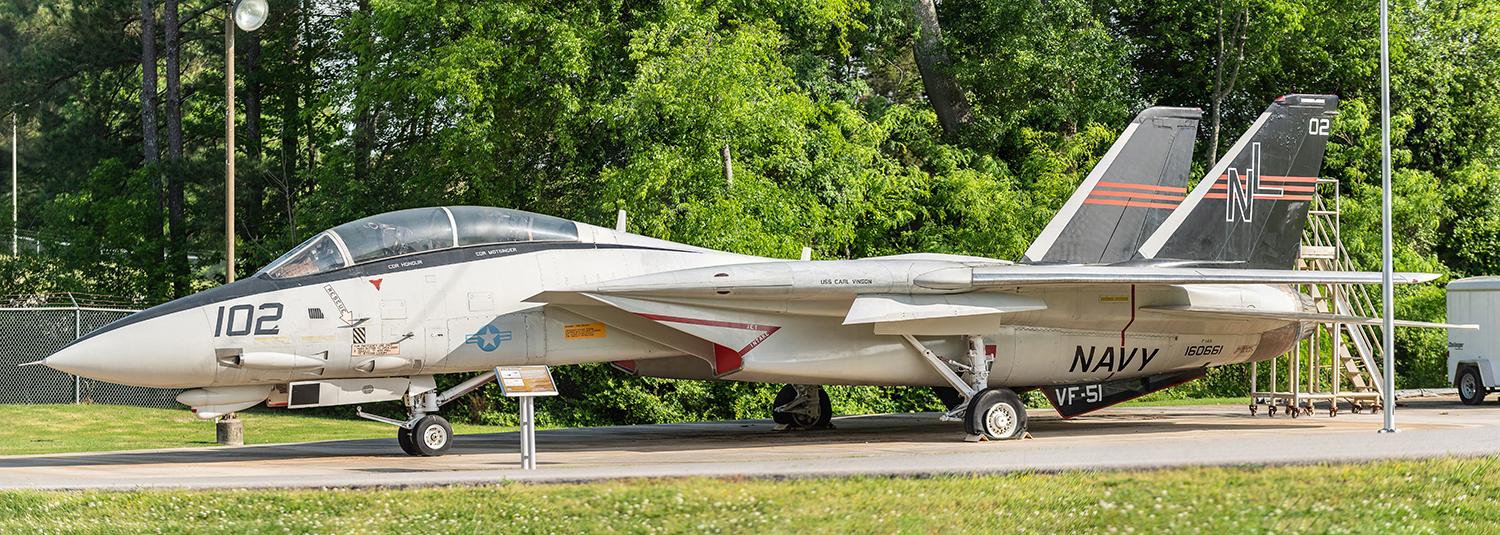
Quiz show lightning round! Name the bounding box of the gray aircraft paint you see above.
[1024,107,1201,264]
[1139,95,1340,269]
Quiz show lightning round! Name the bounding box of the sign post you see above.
[494,365,558,470]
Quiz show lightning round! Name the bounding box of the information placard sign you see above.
[494,365,559,397]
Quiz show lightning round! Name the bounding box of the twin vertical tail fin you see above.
[1136,94,1340,269]
[1022,107,1202,264]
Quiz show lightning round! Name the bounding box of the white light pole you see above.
[225,0,268,284]
[1378,0,1397,434]
[10,110,15,256]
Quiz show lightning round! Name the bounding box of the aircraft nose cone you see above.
[44,308,216,388]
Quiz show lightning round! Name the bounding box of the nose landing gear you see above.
[358,371,498,456]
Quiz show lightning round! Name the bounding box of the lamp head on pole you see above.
[232,0,269,31]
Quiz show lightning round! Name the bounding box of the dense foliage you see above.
[2,0,1497,425]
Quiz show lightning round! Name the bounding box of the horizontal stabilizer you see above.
[1141,306,1479,330]
[843,293,1046,325]
[915,265,1441,289]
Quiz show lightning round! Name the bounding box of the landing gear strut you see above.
[772,384,833,429]
[902,334,1025,441]
[358,371,497,456]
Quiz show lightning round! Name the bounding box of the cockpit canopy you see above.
[258,207,578,279]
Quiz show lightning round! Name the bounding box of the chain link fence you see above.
[1,293,185,407]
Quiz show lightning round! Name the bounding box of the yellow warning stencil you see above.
[1099,296,1130,302]
[564,322,606,340]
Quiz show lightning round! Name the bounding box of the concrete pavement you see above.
[2,393,1497,490]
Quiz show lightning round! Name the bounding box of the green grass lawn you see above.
[1,457,1494,533]
[0,404,515,455]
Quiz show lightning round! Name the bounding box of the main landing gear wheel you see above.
[964,387,1027,440]
[408,415,453,456]
[772,385,832,429]
[1459,367,1487,406]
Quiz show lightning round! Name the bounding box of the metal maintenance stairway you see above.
[1249,178,1387,417]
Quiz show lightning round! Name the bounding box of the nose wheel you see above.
[407,415,452,456]
[391,414,451,456]
[398,426,417,455]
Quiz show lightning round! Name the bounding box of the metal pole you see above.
[1379,0,1397,434]
[74,304,81,403]
[520,396,536,469]
[224,11,236,284]
[11,110,15,256]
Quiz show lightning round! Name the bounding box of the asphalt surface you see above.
[3,390,1497,491]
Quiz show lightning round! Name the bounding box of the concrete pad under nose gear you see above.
[43,308,217,389]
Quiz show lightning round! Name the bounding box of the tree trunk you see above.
[245,30,263,250]
[721,145,733,189]
[280,0,303,243]
[911,0,973,135]
[139,0,158,164]
[164,0,181,162]
[1207,3,1250,165]
[163,0,186,296]
[246,33,262,164]
[351,0,374,186]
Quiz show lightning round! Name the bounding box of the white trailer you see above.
[1448,276,1500,404]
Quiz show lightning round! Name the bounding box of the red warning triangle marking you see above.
[369,279,383,291]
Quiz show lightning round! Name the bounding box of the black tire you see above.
[1458,367,1487,406]
[933,386,964,411]
[397,426,419,455]
[411,415,453,456]
[963,387,1027,440]
[772,385,832,428]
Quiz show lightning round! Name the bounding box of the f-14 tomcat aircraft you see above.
[35,95,1469,455]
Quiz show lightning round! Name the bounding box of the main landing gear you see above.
[358,371,498,456]
[902,334,1028,441]
[772,384,833,430]
[965,387,1027,440]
